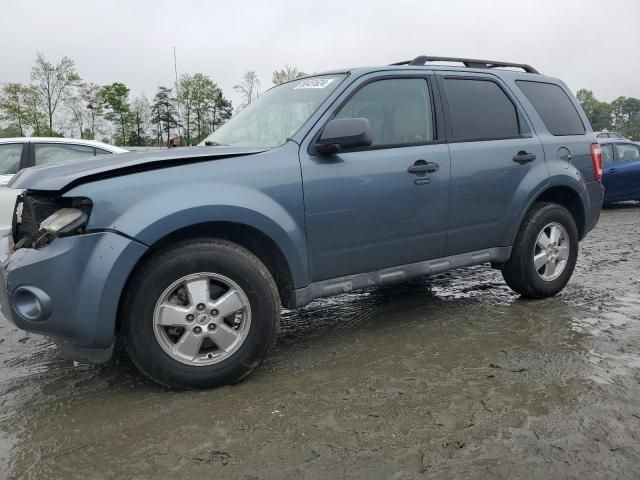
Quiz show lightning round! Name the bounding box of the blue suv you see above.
[0,56,604,389]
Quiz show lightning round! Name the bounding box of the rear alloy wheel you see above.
[122,239,279,389]
[533,222,570,282]
[501,202,578,299]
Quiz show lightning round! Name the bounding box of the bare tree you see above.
[31,53,80,134]
[234,70,260,110]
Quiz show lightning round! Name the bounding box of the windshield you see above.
[200,74,346,148]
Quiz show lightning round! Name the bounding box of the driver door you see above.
[299,75,451,281]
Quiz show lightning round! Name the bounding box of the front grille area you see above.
[13,195,61,248]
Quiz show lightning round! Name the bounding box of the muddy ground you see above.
[0,205,639,479]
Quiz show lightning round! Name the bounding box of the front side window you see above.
[444,78,520,141]
[0,143,22,175]
[601,144,614,164]
[34,143,96,167]
[516,81,585,136]
[335,78,434,147]
[615,143,640,162]
[201,74,346,148]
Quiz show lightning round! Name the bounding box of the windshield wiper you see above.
[204,141,228,146]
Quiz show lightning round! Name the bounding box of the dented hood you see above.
[9,146,267,192]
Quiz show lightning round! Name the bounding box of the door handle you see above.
[407,160,439,174]
[609,168,618,173]
[513,151,537,164]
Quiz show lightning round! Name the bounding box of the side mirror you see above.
[315,118,372,155]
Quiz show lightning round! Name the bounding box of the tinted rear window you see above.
[444,78,520,141]
[516,81,585,136]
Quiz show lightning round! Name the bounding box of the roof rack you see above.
[391,55,540,74]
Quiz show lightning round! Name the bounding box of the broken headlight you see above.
[39,208,88,235]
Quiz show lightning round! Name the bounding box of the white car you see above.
[0,137,127,233]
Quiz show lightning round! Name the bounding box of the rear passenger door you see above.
[436,73,546,256]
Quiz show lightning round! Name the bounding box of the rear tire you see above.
[121,239,279,389]
[501,202,578,299]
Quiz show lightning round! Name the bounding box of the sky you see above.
[1,0,639,108]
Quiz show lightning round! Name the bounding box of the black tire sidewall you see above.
[122,240,279,389]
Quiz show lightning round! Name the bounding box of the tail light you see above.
[590,143,603,181]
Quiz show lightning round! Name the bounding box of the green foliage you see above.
[178,73,232,145]
[577,89,640,140]
[151,86,179,147]
[101,82,131,145]
[0,83,47,136]
[31,52,80,134]
[272,65,306,85]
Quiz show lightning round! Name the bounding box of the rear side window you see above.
[516,81,585,136]
[615,143,640,162]
[443,78,519,141]
[601,144,614,164]
[34,143,96,166]
[0,143,22,174]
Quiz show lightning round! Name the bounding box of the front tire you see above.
[501,202,578,299]
[121,239,280,389]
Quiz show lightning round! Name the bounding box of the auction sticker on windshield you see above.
[294,78,335,89]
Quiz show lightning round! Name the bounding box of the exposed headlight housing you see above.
[39,208,88,235]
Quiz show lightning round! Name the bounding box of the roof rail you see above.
[391,55,540,74]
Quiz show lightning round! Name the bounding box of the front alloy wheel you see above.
[153,273,251,366]
[122,239,279,389]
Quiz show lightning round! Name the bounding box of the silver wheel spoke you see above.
[536,231,551,249]
[557,245,569,260]
[534,251,549,270]
[156,304,191,327]
[208,324,240,352]
[174,330,203,360]
[549,225,562,245]
[212,289,247,318]
[185,278,210,306]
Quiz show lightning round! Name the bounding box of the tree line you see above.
[0,53,307,146]
[576,90,639,140]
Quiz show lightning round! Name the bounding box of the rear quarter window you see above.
[516,81,585,136]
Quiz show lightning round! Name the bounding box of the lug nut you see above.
[208,323,217,331]
[193,326,202,334]
[186,314,195,322]
[210,309,219,316]
[197,303,205,311]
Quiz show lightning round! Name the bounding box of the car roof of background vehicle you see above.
[0,137,127,153]
[597,138,637,146]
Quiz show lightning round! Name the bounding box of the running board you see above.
[291,247,512,308]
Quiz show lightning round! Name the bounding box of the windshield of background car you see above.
[200,74,346,148]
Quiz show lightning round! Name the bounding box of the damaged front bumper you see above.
[0,231,147,363]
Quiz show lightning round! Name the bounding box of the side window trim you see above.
[309,74,445,155]
[436,74,531,144]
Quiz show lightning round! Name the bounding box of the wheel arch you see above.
[118,221,299,320]
[513,183,587,244]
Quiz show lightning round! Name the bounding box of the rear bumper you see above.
[582,180,604,238]
[0,232,146,359]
